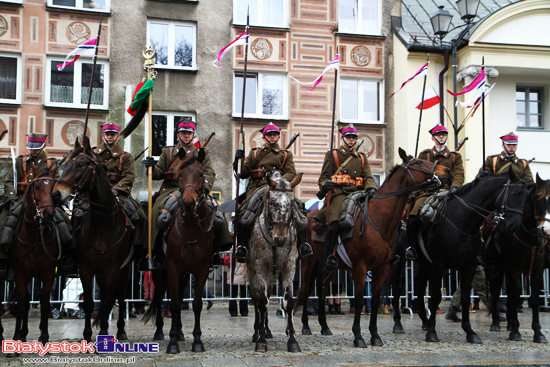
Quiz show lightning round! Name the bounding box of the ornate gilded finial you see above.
[142,46,157,67]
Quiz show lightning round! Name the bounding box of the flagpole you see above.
[143,46,156,270]
[481,58,486,172]
[82,15,103,140]
[414,54,429,157]
[232,9,250,260]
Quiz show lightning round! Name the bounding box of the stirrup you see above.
[405,247,417,261]
[325,255,338,271]
[235,246,247,263]
[0,260,8,278]
[299,242,313,259]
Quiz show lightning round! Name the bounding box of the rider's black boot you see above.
[325,230,338,271]
[235,246,247,263]
[445,305,462,322]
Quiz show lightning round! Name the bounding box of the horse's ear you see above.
[398,148,410,163]
[290,173,303,189]
[536,172,542,186]
[197,148,206,163]
[177,147,186,162]
[82,135,92,152]
[50,163,58,176]
[266,173,278,189]
[74,138,81,149]
[508,166,518,182]
[31,163,40,177]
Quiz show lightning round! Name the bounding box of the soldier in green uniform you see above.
[144,118,232,268]
[0,133,73,275]
[477,132,534,183]
[312,124,377,270]
[233,122,311,262]
[95,123,146,249]
[405,124,464,260]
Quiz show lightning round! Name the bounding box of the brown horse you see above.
[53,137,133,342]
[143,148,215,354]
[297,148,449,347]
[6,164,59,356]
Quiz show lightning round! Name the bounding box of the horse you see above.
[246,171,303,352]
[6,164,59,355]
[409,170,528,344]
[143,148,215,354]
[297,148,449,347]
[53,137,133,342]
[484,173,550,343]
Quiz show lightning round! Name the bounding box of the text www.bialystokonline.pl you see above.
[22,356,136,364]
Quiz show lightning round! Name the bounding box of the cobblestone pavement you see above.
[1,301,550,366]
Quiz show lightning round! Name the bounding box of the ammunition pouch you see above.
[119,196,142,225]
[239,186,267,229]
[419,191,448,224]
[331,174,363,189]
[251,168,267,180]
[17,182,28,194]
[163,171,178,181]
[107,172,122,185]
[339,191,368,230]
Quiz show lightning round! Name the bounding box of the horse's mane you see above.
[177,155,199,171]
[380,164,402,186]
[453,174,505,197]
[36,168,53,178]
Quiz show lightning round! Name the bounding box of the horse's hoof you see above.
[467,334,482,344]
[509,332,522,342]
[534,334,548,343]
[265,330,273,339]
[117,331,128,340]
[302,328,312,336]
[353,338,367,348]
[166,344,180,354]
[6,352,20,358]
[321,328,333,336]
[191,342,205,353]
[490,324,501,332]
[426,332,439,342]
[177,332,185,341]
[255,342,268,352]
[393,325,404,334]
[153,332,164,341]
[371,337,383,347]
[287,342,301,353]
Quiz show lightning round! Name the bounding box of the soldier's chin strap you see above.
[342,137,356,149]
[263,135,280,148]
[103,134,120,148]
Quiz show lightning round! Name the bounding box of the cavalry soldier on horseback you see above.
[405,124,464,260]
[312,124,376,270]
[233,122,312,263]
[477,132,534,183]
[144,118,232,268]
[0,133,73,276]
[95,122,146,253]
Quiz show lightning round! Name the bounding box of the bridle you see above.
[25,176,56,222]
[258,185,296,249]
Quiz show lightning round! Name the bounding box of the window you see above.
[0,1,24,4]
[234,0,288,28]
[46,59,109,109]
[516,86,543,129]
[147,20,197,70]
[234,72,287,119]
[145,112,196,157]
[339,0,380,35]
[47,0,109,12]
[0,55,21,104]
[340,78,383,124]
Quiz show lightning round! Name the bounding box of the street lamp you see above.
[430,1,480,147]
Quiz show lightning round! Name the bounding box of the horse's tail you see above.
[293,260,318,313]
[142,269,165,324]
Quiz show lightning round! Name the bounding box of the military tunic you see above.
[477,152,534,183]
[240,143,296,198]
[410,146,464,216]
[150,142,215,244]
[315,145,376,227]
[95,142,136,196]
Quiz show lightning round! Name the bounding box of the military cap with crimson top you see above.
[339,124,358,137]
[429,124,448,135]
[500,132,518,144]
[260,122,280,135]
[26,133,48,150]
[101,123,121,133]
[177,117,196,132]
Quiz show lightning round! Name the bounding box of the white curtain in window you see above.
[341,79,358,120]
[360,0,378,34]
[235,75,257,114]
[339,0,356,33]
[264,0,284,27]
[235,0,259,25]
[362,81,379,121]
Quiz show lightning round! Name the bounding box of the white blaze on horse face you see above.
[543,213,550,236]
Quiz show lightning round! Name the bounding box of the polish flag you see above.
[212,30,248,68]
[411,87,441,110]
[390,62,428,98]
[447,68,485,96]
[193,136,201,148]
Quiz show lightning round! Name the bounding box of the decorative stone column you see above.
[457,65,499,84]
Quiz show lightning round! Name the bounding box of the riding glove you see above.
[144,156,156,168]
[111,189,119,197]
[366,187,376,196]
[449,186,458,195]
[322,180,335,192]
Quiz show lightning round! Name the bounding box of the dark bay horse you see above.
[143,148,215,354]
[410,171,528,344]
[7,165,59,355]
[247,172,303,352]
[484,173,550,343]
[53,137,133,342]
[298,148,449,347]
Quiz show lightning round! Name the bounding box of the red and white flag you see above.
[447,68,485,96]
[460,82,495,116]
[289,55,340,92]
[411,87,441,110]
[193,136,201,148]
[57,37,98,71]
[390,62,428,98]
[212,30,248,68]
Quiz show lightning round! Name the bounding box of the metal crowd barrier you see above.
[2,254,549,319]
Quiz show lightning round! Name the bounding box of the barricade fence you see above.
[2,252,549,318]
